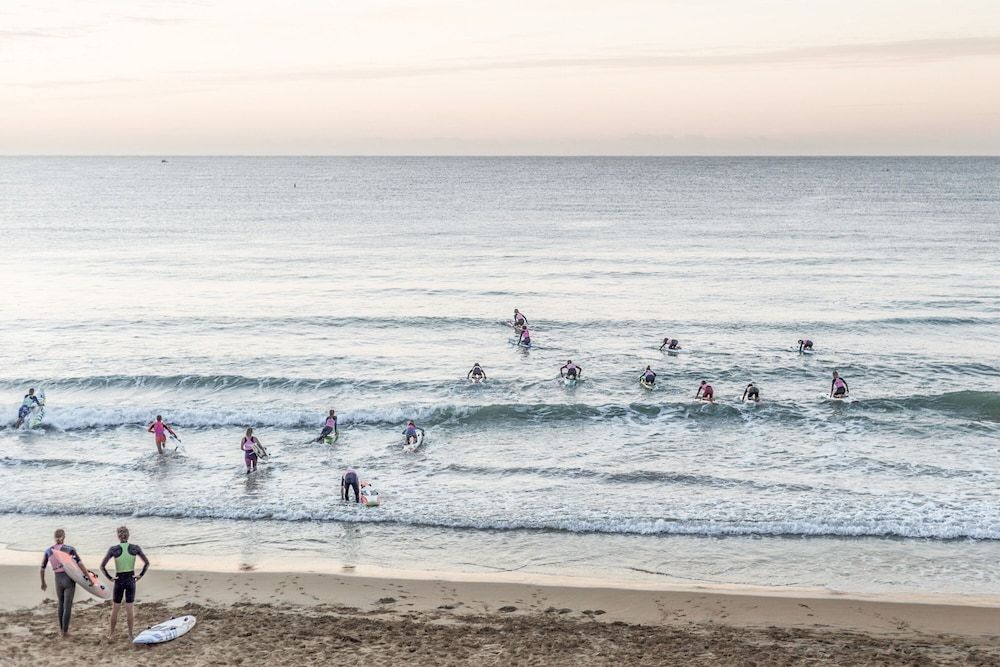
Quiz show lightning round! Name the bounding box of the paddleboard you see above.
[322,432,340,445]
[133,615,197,645]
[662,348,684,355]
[51,550,111,600]
[797,348,815,355]
[562,377,578,387]
[360,484,381,507]
[639,379,654,390]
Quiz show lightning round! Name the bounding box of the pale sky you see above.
[2,0,999,155]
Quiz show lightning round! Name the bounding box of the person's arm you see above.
[333,419,338,435]
[696,387,703,398]
[40,549,50,590]
[167,425,177,437]
[830,380,835,397]
[659,342,665,350]
[843,379,849,393]
[741,389,748,402]
[147,423,154,433]
[481,372,487,379]
[100,548,115,581]
[578,366,583,377]
[467,369,473,379]
[133,546,150,579]
[419,428,425,437]
[341,477,346,500]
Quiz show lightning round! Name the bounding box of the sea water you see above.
[1,157,998,594]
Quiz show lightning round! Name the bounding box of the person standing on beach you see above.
[100,526,150,641]
[147,415,178,455]
[241,427,262,473]
[315,409,338,443]
[40,528,90,637]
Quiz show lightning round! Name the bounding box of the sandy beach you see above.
[3,563,1000,665]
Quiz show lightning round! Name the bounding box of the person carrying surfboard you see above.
[639,366,656,386]
[315,409,338,443]
[100,526,150,641]
[403,421,424,446]
[241,427,263,473]
[147,415,178,455]
[467,363,487,381]
[560,360,582,380]
[13,388,42,428]
[742,382,760,402]
[830,371,849,398]
[40,528,90,637]
[696,380,715,402]
[659,337,681,351]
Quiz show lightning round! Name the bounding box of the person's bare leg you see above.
[108,602,120,639]
[125,602,135,638]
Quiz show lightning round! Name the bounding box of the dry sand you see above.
[4,564,1000,665]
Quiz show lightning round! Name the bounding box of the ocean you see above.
[1,156,998,594]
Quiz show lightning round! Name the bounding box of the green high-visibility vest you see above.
[115,543,135,573]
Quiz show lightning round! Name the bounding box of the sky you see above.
[1,0,999,155]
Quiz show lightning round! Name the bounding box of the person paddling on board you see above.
[100,526,149,641]
[742,382,760,403]
[517,325,531,347]
[830,371,850,398]
[146,415,178,455]
[14,388,42,428]
[513,309,527,327]
[798,339,814,353]
[659,337,681,351]
[639,366,656,385]
[403,421,425,446]
[315,409,338,443]
[241,427,262,473]
[467,363,487,381]
[696,380,715,402]
[41,528,90,637]
[560,360,582,380]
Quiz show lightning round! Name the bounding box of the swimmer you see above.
[830,371,850,398]
[742,382,760,402]
[517,325,531,347]
[560,360,582,379]
[315,409,338,443]
[146,415,178,455]
[240,427,262,473]
[660,338,681,351]
[467,363,487,381]
[696,380,715,402]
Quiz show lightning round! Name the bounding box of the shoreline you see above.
[5,564,1000,665]
[7,562,1000,637]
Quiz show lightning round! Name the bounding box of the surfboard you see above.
[797,348,815,355]
[51,550,111,600]
[639,379,654,390]
[27,392,46,428]
[360,484,381,507]
[403,433,424,453]
[251,441,269,459]
[662,348,683,355]
[562,377,578,387]
[133,615,197,645]
[507,337,531,348]
[322,432,340,445]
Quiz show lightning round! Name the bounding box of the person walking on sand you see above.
[147,415,178,455]
[100,526,150,641]
[241,427,263,473]
[40,528,90,637]
[315,409,338,443]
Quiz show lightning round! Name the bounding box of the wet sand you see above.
[4,565,1000,665]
